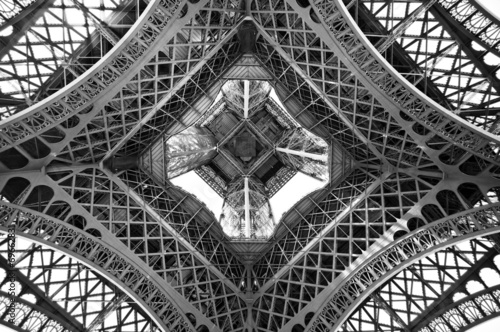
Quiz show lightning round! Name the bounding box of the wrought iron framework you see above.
[2,0,500,331]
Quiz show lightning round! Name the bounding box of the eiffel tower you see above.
[1,0,500,331]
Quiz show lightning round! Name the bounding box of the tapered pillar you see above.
[139,126,217,184]
[220,176,274,239]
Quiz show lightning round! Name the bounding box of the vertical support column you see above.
[243,80,250,119]
[244,176,251,237]
[245,0,251,16]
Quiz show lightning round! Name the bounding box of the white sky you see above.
[464,3,500,323]
[469,317,500,332]
[171,171,224,218]
[171,80,328,237]
[477,0,500,21]
[3,1,500,330]
[171,170,327,225]
[269,172,325,219]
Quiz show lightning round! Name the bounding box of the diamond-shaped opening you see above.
[141,79,350,240]
[171,80,341,240]
[222,123,272,170]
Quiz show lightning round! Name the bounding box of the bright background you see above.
[4,0,500,331]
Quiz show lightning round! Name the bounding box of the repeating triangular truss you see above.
[2,0,500,331]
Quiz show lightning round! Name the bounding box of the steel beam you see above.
[251,18,387,163]
[0,254,84,331]
[304,203,500,331]
[275,147,328,162]
[244,176,251,238]
[430,5,500,98]
[102,22,244,160]
[410,248,498,331]
[254,172,390,297]
[0,202,201,332]
[104,168,245,299]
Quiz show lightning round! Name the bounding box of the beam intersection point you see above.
[1,0,500,331]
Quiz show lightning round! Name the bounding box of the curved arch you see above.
[0,201,194,332]
[0,290,78,332]
[414,284,500,332]
[0,0,175,149]
[307,0,500,165]
[306,203,500,331]
[441,0,500,56]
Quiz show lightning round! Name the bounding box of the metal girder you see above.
[306,0,500,168]
[304,203,500,331]
[254,171,389,295]
[278,168,495,330]
[353,2,453,110]
[104,168,245,298]
[415,284,500,332]
[410,248,499,331]
[0,290,80,332]
[102,22,244,160]
[0,0,211,169]
[430,5,500,99]
[438,0,500,57]
[0,202,199,332]
[251,18,387,163]
[0,0,138,111]
[85,293,128,332]
[0,167,225,331]
[0,252,84,332]
[371,292,410,331]
[0,0,54,60]
[51,164,246,330]
[32,1,139,102]
[68,0,122,45]
[376,0,438,54]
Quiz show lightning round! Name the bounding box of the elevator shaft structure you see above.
[139,126,217,183]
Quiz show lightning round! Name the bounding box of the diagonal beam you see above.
[376,0,438,53]
[86,293,128,332]
[275,147,328,161]
[254,171,390,296]
[243,80,250,119]
[303,202,500,331]
[0,253,84,332]
[430,5,500,98]
[0,202,200,332]
[410,247,498,330]
[0,0,213,169]
[102,20,245,160]
[68,0,122,45]
[0,0,55,60]
[251,18,387,163]
[103,168,246,300]
[371,292,410,332]
[413,283,500,332]
[1,169,221,331]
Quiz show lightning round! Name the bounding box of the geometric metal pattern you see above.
[1,0,500,331]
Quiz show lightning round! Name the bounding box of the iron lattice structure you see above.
[1,0,500,331]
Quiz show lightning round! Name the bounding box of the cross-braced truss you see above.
[2,0,500,331]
